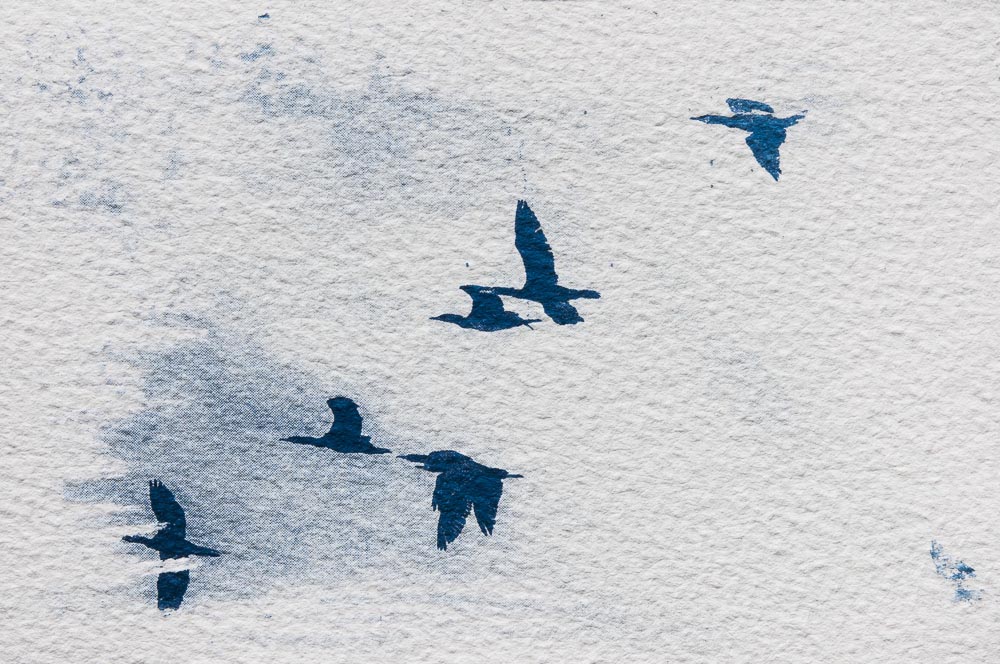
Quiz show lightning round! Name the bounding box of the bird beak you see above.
[398,453,429,467]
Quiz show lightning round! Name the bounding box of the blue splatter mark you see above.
[434,201,600,330]
[240,44,274,62]
[931,540,982,602]
[258,12,270,19]
[691,98,805,181]
[399,451,522,550]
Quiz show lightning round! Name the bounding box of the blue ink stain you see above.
[434,201,600,330]
[259,13,270,19]
[122,480,221,610]
[431,284,541,332]
[691,98,805,181]
[399,451,522,550]
[281,397,391,454]
[240,44,274,62]
[931,540,982,602]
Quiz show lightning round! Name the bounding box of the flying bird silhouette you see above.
[489,200,600,325]
[399,451,522,550]
[691,98,805,180]
[431,284,541,331]
[122,480,221,610]
[282,396,390,454]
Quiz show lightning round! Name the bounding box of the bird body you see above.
[490,200,600,325]
[400,451,522,550]
[122,480,221,610]
[431,285,540,331]
[691,98,804,181]
[433,200,599,329]
[282,397,390,454]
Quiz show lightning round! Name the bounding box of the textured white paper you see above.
[2,1,999,662]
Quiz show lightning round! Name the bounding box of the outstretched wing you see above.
[470,475,504,536]
[432,473,472,550]
[157,570,190,611]
[460,285,507,320]
[149,480,185,538]
[327,398,364,440]
[514,200,559,289]
[745,131,783,181]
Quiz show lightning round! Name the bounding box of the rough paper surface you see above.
[2,1,999,662]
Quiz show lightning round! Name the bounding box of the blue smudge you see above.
[240,44,274,62]
[258,13,270,19]
[691,98,805,181]
[930,540,982,602]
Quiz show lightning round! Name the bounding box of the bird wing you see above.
[514,200,559,289]
[471,474,504,536]
[432,473,472,550]
[149,480,186,538]
[744,131,782,181]
[157,570,190,611]
[327,399,364,440]
[460,285,507,320]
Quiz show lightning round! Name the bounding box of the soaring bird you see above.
[489,200,600,325]
[399,451,522,550]
[691,98,805,181]
[431,284,541,331]
[282,396,390,454]
[122,480,221,610]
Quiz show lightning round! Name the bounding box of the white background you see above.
[2,1,999,661]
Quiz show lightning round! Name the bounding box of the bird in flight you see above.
[399,450,522,550]
[282,396,390,454]
[490,200,600,325]
[122,480,221,610]
[431,284,541,331]
[691,98,805,181]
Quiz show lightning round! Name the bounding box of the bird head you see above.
[430,314,463,324]
[398,450,470,472]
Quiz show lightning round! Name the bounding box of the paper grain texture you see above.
[2,1,999,662]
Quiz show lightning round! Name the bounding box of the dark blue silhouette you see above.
[691,98,805,181]
[157,571,190,611]
[431,284,541,331]
[122,480,221,610]
[282,396,390,454]
[399,451,522,550]
[488,200,600,325]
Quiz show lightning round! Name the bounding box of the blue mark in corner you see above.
[931,540,982,602]
[692,98,805,181]
[432,201,600,331]
[399,451,522,550]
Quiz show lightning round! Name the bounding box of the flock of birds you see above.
[121,98,804,610]
[123,397,522,609]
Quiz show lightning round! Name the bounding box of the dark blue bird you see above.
[282,396,390,454]
[691,98,805,181]
[122,480,221,610]
[399,451,522,550]
[489,200,600,325]
[431,284,541,331]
